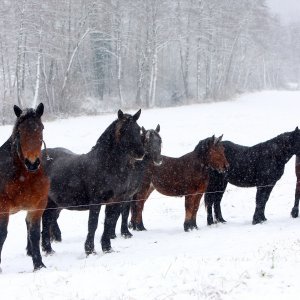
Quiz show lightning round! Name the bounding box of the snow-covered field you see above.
[1,91,300,299]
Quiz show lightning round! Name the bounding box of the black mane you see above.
[92,119,119,153]
[194,137,212,158]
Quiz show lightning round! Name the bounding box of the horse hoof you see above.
[291,208,299,218]
[85,250,97,257]
[252,219,264,225]
[45,249,55,256]
[109,234,117,239]
[51,236,62,243]
[217,218,227,223]
[103,247,114,254]
[136,226,147,231]
[207,219,214,226]
[121,232,133,239]
[34,263,46,271]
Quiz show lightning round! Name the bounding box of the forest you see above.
[0,0,300,122]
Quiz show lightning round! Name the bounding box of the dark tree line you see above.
[0,0,299,123]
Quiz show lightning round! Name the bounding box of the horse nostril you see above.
[24,158,41,172]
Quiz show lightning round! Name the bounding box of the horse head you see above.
[115,109,145,160]
[204,135,229,173]
[141,124,163,166]
[12,103,44,172]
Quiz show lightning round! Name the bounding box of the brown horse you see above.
[0,103,49,272]
[129,135,229,231]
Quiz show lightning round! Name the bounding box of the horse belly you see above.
[153,176,207,197]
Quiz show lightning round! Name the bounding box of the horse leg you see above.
[121,201,132,238]
[130,185,154,231]
[26,211,46,270]
[291,157,300,218]
[50,209,62,242]
[204,173,227,225]
[190,194,203,230]
[129,200,137,230]
[0,212,9,272]
[184,195,196,231]
[101,203,121,253]
[252,185,274,225]
[84,205,101,255]
[41,201,57,254]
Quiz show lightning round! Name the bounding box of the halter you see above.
[43,140,52,161]
[13,114,52,163]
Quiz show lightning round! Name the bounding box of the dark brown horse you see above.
[291,155,300,218]
[130,135,229,231]
[0,103,49,272]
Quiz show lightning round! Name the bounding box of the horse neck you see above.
[193,146,210,170]
[90,136,131,168]
[270,133,294,162]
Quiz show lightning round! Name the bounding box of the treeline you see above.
[0,0,299,123]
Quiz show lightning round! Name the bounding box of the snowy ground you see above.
[1,91,300,299]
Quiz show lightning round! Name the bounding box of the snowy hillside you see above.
[0,91,300,299]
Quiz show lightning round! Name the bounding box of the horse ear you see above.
[133,109,141,121]
[155,124,160,133]
[142,126,146,135]
[36,103,44,117]
[214,134,223,145]
[14,105,22,117]
[208,135,215,146]
[118,109,124,120]
[295,126,299,132]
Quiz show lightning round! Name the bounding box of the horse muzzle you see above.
[134,153,145,161]
[132,148,145,161]
[24,158,41,172]
[153,156,163,166]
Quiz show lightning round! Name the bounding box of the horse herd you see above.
[0,103,299,272]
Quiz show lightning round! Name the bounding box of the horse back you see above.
[43,148,91,208]
[223,140,285,186]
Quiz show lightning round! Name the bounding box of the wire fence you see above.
[1,179,298,215]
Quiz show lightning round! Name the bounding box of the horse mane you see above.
[261,131,293,150]
[194,137,211,159]
[92,113,136,153]
[92,120,118,153]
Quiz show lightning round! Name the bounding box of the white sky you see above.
[267,0,300,23]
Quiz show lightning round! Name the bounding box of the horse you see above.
[41,109,145,256]
[0,103,49,272]
[205,127,300,226]
[129,135,229,232]
[291,155,300,218]
[108,125,163,239]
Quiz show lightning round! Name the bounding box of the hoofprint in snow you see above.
[0,91,300,299]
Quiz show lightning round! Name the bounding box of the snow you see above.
[1,91,300,299]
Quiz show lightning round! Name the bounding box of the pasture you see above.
[0,91,300,299]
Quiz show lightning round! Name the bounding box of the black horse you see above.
[291,155,300,218]
[49,125,163,241]
[110,125,163,239]
[41,109,144,255]
[205,127,300,225]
